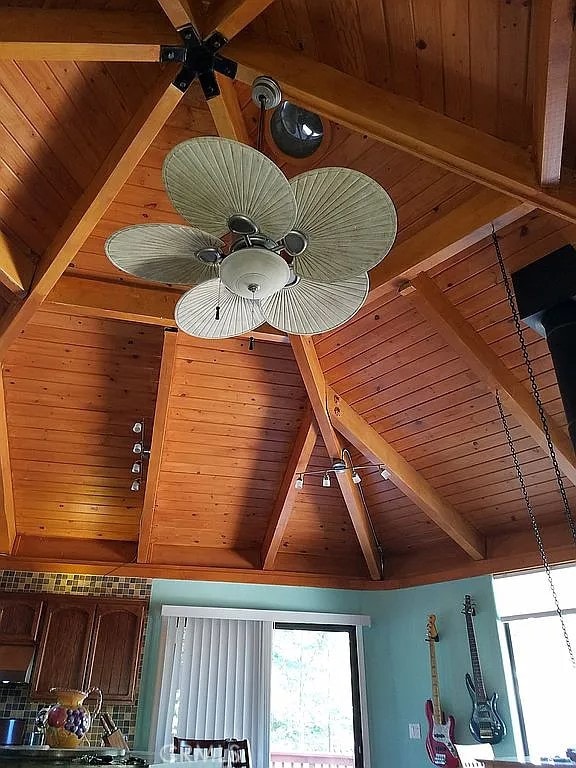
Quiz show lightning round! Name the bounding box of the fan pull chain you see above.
[492,226,576,548]
[257,95,266,153]
[215,264,222,321]
[495,391,576,668]
[249,297,256,351]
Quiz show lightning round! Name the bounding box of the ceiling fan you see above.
[105,134,397,339]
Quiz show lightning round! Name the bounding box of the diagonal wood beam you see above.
[326,388,486,561]
[0,366,15,555]
[208,74,251,143]
[227,35,576,224]
[156,0,200,29]
[261,407,317,570]
[0,69,183,361]
[406,272,576,487]
[0,232,36,297]
[367,189,532,308]
[532,0,574,186]
[202,0,277,39]
[138,328,179,563]
[46,274,289,343]
[290,335,382,580]
[0,8,181,61]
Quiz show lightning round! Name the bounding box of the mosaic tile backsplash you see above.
[0,571,152,748]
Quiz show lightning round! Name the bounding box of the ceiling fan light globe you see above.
[220,248,291,300]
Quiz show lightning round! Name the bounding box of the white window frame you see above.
[150,607,371,768]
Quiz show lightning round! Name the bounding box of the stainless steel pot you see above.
[0,718,25,745]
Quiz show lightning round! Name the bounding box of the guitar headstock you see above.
[426,614,439,643]
[462,594,476,616]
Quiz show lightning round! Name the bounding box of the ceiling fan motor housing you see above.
[512,244,576,451]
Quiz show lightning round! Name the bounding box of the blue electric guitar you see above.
[462,595,506,744]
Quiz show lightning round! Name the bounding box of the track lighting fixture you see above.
[294,447,395,489]
[128,419,151,492]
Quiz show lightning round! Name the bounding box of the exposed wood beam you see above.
[290,335,382,580]
[261,408,317,570]
[0,69,183,361]
[0,232,36,297]
[46,274,289,343]
[202,0,277,39]
[138,329,179,563]
[326,388,485,561]
[228,35,576,223]
[0,366,15,555]
[156,0,200,29]
[407,272,576,486]
[0,8,181,61]
[532,0,574,185]
[367,190,532,308]
[208,75,251,143]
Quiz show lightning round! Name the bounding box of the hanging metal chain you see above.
[492,228,576,548]
[495,391,576,668]
[256,95,266,152]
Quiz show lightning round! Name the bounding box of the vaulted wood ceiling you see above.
[0,0,575,588]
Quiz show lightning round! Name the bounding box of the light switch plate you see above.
[408,723,421,739]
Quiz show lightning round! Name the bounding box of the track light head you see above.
[132,422,143,434]
[380,466,391,481]
[352,470,362,484]
[322,472,331,487]
[295,474,304,490]
[133,442,143,454]
[130,479,141,492]
[132,462,141,474]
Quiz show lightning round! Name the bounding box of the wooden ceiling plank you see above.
[227,36,576,223]
[0,8,181,62]
[46,274,289,343]
[0,232,36,297]
[290,334,381,580]
[208,75,251,143]
[202,0,278,39]
[407,272,576,486]
[326,386,486,561]
[138,329,178,563]
[532,0,573,186]
[367,189,532,307]
[261,407,317,570]
[0,366,15,555]
[0,69,184,361]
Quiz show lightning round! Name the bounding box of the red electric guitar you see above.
[425,615,459,768]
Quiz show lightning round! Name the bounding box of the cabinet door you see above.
[31,599,96,700]
[85,601,146,703]
[0,594,43,643]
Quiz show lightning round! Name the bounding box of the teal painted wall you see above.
[135,576,515,767]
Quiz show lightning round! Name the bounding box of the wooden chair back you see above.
[173,737,251,767]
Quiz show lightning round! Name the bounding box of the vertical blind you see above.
[155,616,273,768]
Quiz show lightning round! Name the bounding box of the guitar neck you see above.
[465,611,487,702]
[428,638,443,723]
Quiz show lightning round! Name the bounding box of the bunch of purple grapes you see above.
[63,708,89,738]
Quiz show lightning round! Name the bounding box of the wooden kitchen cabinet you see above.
[0,594,44,643]
[85,601,145,703]
[31,598,97,700]
[25,595,147,703]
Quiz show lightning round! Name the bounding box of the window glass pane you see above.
[508,614,576,758]
[494,565,576,617]
[270,628,357,766]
